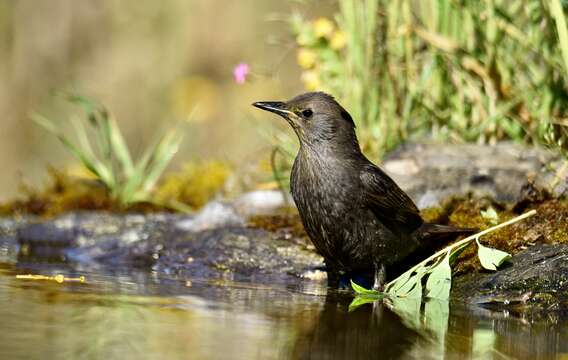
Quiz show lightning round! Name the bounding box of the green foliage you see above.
[476,238,512,270]
[349,280,384,311]
[349,210,536,310]
[350,279,379,295]
[480,206,499,225]
[32,95,183,207]
[425,252,452,299]
[284,0,568,168]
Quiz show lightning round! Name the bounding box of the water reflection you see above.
[1,262,568,359]
[291,296,419,359]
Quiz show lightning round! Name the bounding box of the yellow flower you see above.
[313,17,334,39]
[301,70,321,91]
[330,31,347,50]
[297,48,317,69]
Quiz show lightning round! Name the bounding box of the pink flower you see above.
[233,63,249,84]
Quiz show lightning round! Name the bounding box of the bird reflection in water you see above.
[288,294,420,360]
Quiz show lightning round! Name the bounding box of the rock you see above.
[0,217,28,263]
[383,142,561,208]
[16,214,79,261]
[452,244,568,312]
[6,211,323,283]
[155,226,322,282]
[233,190,294,217]
[175,201,244,232]
[17,219,77,248]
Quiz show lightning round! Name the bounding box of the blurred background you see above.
[1,0,567,206]
[0,0,335,201]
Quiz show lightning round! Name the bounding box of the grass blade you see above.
[108,115,134,177]
[139,132,182,194]
[31,113,114,187]
[550,0,568,75]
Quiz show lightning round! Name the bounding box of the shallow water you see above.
[1,260,568,360]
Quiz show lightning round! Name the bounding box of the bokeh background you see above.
[0,1,334,201]
[2,0,567,205]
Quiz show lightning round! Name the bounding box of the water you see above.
[1,261,568,359]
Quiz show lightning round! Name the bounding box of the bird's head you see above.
[253,92,358,150]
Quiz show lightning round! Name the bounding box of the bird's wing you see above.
[360,164,423,231]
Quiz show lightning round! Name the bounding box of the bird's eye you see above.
[301,109,313,118]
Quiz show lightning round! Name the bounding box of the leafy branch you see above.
[350,209,537,309]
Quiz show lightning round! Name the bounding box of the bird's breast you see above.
[290,152,366,261]
[291,153,357,213]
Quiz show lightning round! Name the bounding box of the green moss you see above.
[0,161,232,216]
[418,194,568,275]
[155,161,230,210]
[0,168,117,217]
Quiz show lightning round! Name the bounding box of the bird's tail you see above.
[418,223,477,240]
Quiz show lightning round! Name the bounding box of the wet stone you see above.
[4,210,323,283]
[452,244,568,313]
[154,226,322,282]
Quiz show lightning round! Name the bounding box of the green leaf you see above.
[472,329,497,359]
[392,269,425,298]
[550,0,568,76]
[67,94,96,122]
[423,298,449,338]
[348,295,382,312]
[384,268,412,294]
[108,116,134,178]
[350,280,380,295]
[31,113,113,187]
[33,94,184,207]
[139,131,182,194]
[425,252,452,300]
[119,139,156,203]
[480,207,499,225]
[476,239,512,271]
[449,241,472,264]
[387,297,422,329]
[423,298,450,354]
[70,116,96,160]
[349,280,384,311]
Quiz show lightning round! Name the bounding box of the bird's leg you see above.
[372,262,386,291]
[326,265,341,288]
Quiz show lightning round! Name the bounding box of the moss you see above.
[0,168,116,217]
[155,161,230,209]
[0,161,231,217]
[418,192,568,275]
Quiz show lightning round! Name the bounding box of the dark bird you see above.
[253,92,473,290]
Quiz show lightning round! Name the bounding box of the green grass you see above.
[32,94,183,207]
[283,0,568,172]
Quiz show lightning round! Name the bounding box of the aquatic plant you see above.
[32,95,183,207]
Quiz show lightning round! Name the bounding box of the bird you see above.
[253,92,473,290]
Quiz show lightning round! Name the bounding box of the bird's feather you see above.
[360,164,423,231]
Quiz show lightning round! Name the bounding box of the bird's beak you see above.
[252,101,291,118]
